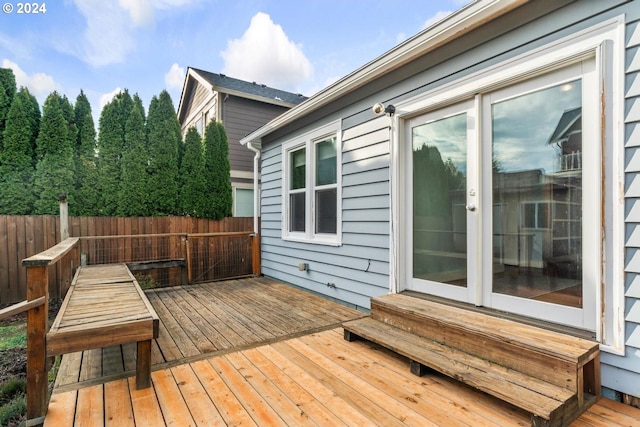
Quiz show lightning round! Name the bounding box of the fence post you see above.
[26,264,48,426]
[181,235,190,285]
[59,193,69,241]
[251,234,261,276]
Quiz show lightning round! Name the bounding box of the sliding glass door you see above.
[406,60,597,330]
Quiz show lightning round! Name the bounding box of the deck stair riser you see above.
[343,294,601,427]
[370,296,596,393]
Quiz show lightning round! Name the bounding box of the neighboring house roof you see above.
[240,0,528,148]
[547,107,582,145]
[177,67,306,123]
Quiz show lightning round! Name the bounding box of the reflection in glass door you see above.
[411,108,469,292]
[490,80,583,309]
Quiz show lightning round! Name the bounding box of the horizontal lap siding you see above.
[225,97,289,173]
[259,117,390,310]
[608,14,640,397]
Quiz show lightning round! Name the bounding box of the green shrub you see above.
[0,377,26,426]
[0,394,26,426]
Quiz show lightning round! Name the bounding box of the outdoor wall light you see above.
[372,102,396,116]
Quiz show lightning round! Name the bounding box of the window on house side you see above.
[282,121,341,245]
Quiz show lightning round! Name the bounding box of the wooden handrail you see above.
[0,296,45,321]
[22,237,80,267]
[79,231,253,240]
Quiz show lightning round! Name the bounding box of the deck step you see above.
[343,294,601,427]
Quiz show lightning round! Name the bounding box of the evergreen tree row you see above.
[0,68,232,219]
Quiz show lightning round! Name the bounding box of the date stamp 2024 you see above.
[2,2,47,14]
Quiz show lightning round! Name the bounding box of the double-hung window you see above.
[283,121,341,245]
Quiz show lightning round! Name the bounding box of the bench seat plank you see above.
[47,264,159,389]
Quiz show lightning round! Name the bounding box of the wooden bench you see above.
[343,294,600,427]
[47,263,159,389]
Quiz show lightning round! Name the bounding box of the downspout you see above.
[246,141,261,235]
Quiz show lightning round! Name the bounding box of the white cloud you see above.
[221,12,313,92]
[1,59,59,103]
[118,0,154,26]
[71,0,198,67]
[422,11,454,29]
[99,87,123,110]
[71,1,135,67]
[164,63,185,90]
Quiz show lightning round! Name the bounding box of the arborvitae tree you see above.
[33,92,76,214]
[202,121,219,218]
[96,90,133,215]
[178,127,207,217]
[118,96,149,216]
[203,121,232,219]
[73,90,99,216]
[0,68,17,153]
[146,90,180,215]
[0,87,40,214]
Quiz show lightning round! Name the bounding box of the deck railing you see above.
[78,232,260,285]
[20,237,80,427]
[3,230,261,426]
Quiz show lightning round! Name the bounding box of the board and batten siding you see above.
[182,81,210,125]
[260,116,391,310]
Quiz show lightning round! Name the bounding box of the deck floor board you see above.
[44,277,640,426]
[44,328,640,427]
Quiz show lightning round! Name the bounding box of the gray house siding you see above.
[224,96,289,173]
[607,12,640,397]
[182,81,209,122]
[258,0,640,397]
[260,117,391,310]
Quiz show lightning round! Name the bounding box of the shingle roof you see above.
[190,67,307,105]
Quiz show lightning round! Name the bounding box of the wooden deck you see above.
[53,277,365,391]
[43,328,640,426]
[42,277,640,426]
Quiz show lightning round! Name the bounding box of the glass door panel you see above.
[490,80,583,309]
[412,112,468,287]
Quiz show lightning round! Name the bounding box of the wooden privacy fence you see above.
[0,216,254,304]
[78,232,260,286]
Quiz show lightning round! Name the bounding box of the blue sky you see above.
[0,0,470,123]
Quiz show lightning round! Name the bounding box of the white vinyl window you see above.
[282,121,341,245]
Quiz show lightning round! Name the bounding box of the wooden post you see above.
[180,235,188,285]
[251,234,261,276]
[59,193,69,241]
[26,265,48,426]
[185,236,192,284]
[23,237,79,426]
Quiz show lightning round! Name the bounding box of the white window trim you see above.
[282,120,342,246]
[390,16,625,354]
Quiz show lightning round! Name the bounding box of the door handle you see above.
[466,204,476,212]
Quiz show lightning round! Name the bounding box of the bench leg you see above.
[410,360,430,377]
[343,329,362,342]
[136,340,152,389]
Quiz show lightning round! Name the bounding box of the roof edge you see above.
[240,0,528,146]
